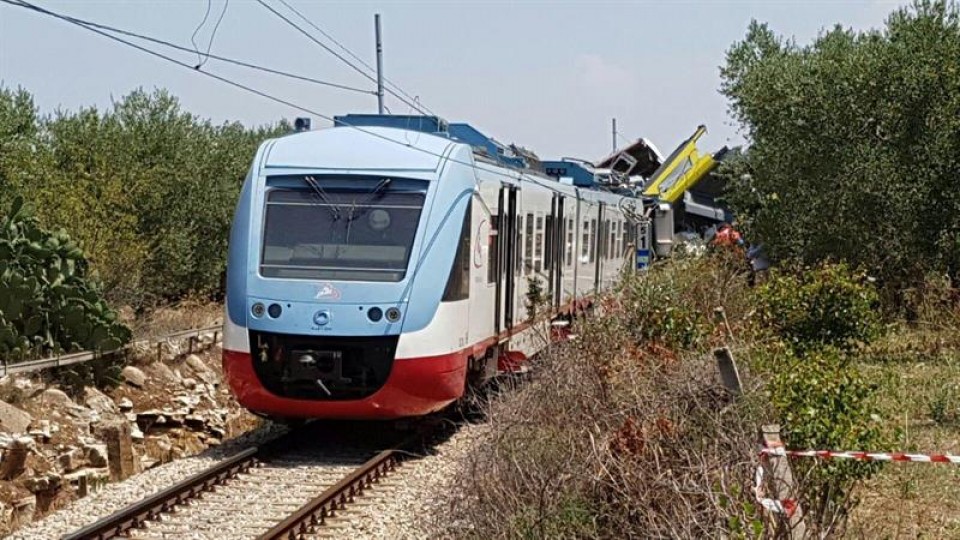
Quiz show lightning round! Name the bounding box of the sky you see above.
[0,0,910,161]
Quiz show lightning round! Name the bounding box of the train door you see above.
[501,185,519,331]
[552,194,565,311]
[594,203,605,294]
[493,186,505,337]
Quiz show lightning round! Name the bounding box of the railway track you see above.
[61,424,422,540]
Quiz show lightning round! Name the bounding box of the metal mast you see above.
[375,14,384,114]
[612,118,617,152]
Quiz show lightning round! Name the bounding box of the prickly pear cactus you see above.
[0,197,131,362]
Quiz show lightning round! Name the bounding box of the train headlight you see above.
[267,303,282,318]
[385,307,401,323]
[367,307,383,322]
[251,303,265,318]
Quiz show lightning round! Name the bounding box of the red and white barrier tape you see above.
[754,465,799,517]
[755,443,960,516]
[760,447,960,464]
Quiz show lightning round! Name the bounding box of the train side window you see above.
[566,218,574,265]
[515,215,522,276]
[581,219,590,261]
[544,215,553,272]
[611,221,619,258]
[524,212,534,275]
[534,215,544,273]
[442,202,471,302]
[487,215,498,284]
[589,219,597,263]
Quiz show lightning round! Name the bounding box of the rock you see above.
[9,494,36,528]
[144,434,174,464]
[118,397,134,411]
[152,361,179,383]
[181,377,198,390]
[0,400,32,433]
[84,387,119,416]
[23,472,63,493]
[84,443,108,468]
[121,366,147,388]
[184,354,206,372]
[64,467,109,497]
[57,446,84,472]
[130,423,144,441]
[95,421,135,481]
[175,395,200,410]
[185,354,220,385]
[28,419,55,442]
[39,387,74,407]
[0,436,33,480]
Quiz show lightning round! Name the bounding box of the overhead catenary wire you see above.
[0,0,584,189]
[194,0,230,69]
[5,0,374,95]
[254,0,435,117]
[272,0,439,118]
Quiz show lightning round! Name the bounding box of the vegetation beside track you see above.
[719,0,960,302]
[0,87,287,309]
[447,251,959,538]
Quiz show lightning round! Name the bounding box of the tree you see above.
[0,86,289,307]
[719,1,960,291]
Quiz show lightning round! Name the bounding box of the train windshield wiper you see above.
[347,178,393,222]
[305,176,341,221]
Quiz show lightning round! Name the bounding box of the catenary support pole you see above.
[375,13,384,114]
[612,118,617,152]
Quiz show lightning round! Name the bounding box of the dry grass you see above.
[847,327,960,539]
[443,259,960,539]
[128,299,223,340]
[443,344,767,539]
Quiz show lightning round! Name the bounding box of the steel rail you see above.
[258,449,403,540]
[61,445,260,540]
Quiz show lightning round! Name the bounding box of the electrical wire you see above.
[255,0,433,116]
[198,0,230,69]
[0,0,580,189]
[3,0,373,95]
[190,0,213,67]
[272,0,439,118]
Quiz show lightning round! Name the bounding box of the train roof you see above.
[263,124,457,172]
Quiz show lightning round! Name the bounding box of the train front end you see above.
[222,126,474,420]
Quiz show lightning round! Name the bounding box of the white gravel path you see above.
[308,423,487,540]
[8,423,286,540]
[8,422,487,540]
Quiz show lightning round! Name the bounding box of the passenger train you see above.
[222,115,645,420]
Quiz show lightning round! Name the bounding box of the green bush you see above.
[0,86,288,307]
[615,255,714,350]
[757,263,882,353]
[720,1,960,292]
[0,197,130,360]
[764,345,888,533]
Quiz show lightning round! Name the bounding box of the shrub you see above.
[756,263,882,354]
[615,253,750,350]
[0,197,131,361]
[762,345,889,535]
[0,86,288,307]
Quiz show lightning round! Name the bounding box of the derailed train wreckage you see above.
[222,115,729,421]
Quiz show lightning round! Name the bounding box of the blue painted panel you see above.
[542,160,596,187]
[334,114,448,134]
[245,296,404,337]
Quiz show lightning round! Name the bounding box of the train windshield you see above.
[260,177,426,282]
